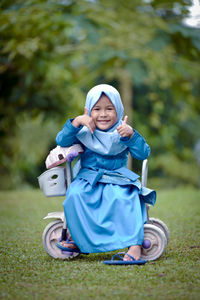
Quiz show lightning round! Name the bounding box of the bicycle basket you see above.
[38,167,66,197]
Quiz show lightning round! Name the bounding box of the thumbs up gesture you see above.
[72,107,96,134]
[117,115,134,138]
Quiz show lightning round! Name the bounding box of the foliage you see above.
[0,188,200,299]
[0,0,199,188]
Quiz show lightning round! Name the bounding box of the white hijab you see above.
[76,84,128,156]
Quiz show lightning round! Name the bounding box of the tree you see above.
[0,0,199,188]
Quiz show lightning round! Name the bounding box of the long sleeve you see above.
[56,119,82,147]
[120,130,150,160]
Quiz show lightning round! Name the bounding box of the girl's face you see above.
[91,94,117,130]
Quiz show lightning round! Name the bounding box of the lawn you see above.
[0,188,199,300]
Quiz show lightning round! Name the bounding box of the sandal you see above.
[103,252,146,265]
[56,239,81,253]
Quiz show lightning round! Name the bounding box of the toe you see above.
[123,254,132,261]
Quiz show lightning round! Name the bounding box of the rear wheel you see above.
[149,217,170,244]
[141,224,167,261]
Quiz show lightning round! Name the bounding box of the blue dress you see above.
[56,120,156,253]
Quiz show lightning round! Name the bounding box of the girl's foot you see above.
[124,245,141,261]
[59,240,78,250]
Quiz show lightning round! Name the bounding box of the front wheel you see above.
[42,220,79,260]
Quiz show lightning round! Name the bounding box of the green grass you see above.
[0,188,200,300]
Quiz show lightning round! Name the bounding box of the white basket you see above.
[38,167,67,197]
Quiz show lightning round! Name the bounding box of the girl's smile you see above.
[91,94,117,130]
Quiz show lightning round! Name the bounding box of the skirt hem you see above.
[77,239,144,254]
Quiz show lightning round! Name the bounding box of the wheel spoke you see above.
[49,229,61,242]
[142,248,148,255]
[151,240,158,247]
[149,234,158,247]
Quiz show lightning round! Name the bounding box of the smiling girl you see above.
[56,84,156,263]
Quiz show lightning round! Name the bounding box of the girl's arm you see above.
[56,119,82,147]
[117,116,150,160]
[120,130,150,160]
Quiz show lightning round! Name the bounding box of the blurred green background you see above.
[0,0,200,190]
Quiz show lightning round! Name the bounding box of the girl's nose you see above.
[100,109,107,116]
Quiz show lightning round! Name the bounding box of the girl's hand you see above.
[117,115,134,138]
[72,108,96,134]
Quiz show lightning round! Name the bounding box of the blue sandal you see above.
[56,239,81,253]
[103,252,147,265]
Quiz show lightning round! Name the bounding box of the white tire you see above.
[42,220,79,260]
[149,217,170,244]
[141,224,167,261]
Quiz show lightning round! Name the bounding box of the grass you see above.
[0,188,200,300]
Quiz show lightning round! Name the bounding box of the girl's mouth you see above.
[97,120,110,123]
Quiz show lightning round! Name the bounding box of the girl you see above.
[56,84,156,262]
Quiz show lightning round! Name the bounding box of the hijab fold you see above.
[76,84,128,156]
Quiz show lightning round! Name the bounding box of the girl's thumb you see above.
[123,115,128,124]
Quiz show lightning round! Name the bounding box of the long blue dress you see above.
[56,119,156,253]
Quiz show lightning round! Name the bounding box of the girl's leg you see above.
[59,229,79,249]
[124,245,141,261]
